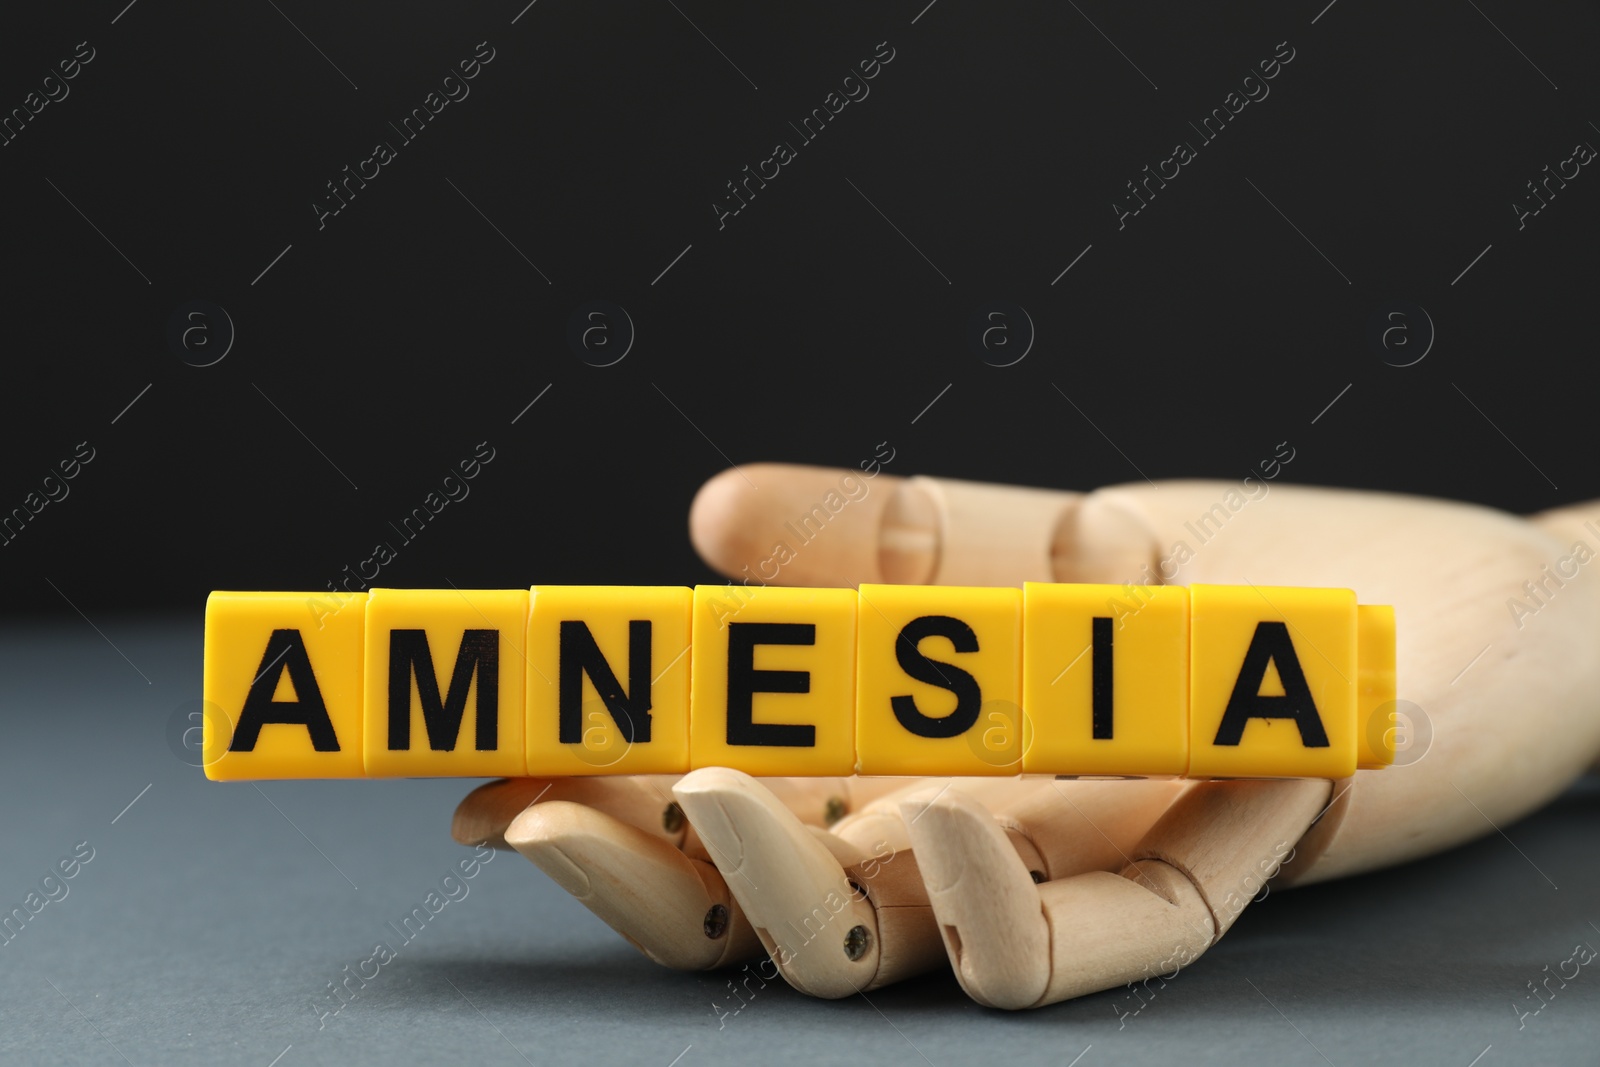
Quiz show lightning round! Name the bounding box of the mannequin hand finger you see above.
[505,800,761,970]
[453,776,687,850]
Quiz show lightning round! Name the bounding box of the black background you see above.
[2,0,1595,617]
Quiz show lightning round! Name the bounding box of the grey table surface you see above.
[1,616,1595,1067]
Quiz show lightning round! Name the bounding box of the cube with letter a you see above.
[1188,584,1358,778]
[202,591,368,780]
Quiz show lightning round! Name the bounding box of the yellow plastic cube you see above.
[855,584,1021,775]
[203,591,368,780]
[689,584,856,775]
[1188,584,1357,778]
[1356,604,1398,768]
[1021,583,1188,776]
[363,588,528,777]
[526,586,692,775]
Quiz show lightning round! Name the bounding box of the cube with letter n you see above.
[525,585,691,775]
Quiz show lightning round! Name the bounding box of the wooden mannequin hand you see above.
[455,466,1600,1008]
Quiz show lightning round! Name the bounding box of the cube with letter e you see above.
[689,584,857,775]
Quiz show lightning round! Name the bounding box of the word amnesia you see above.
[201,582,1395,782]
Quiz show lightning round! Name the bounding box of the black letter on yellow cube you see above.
[890,615,983,739]
[1211,622,1329,748]
[727,623,816,747]
[231,630,341,752]
[387,629,500,751]
[560,620,653,744]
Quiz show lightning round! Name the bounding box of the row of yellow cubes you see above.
[201,582,1396,782]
